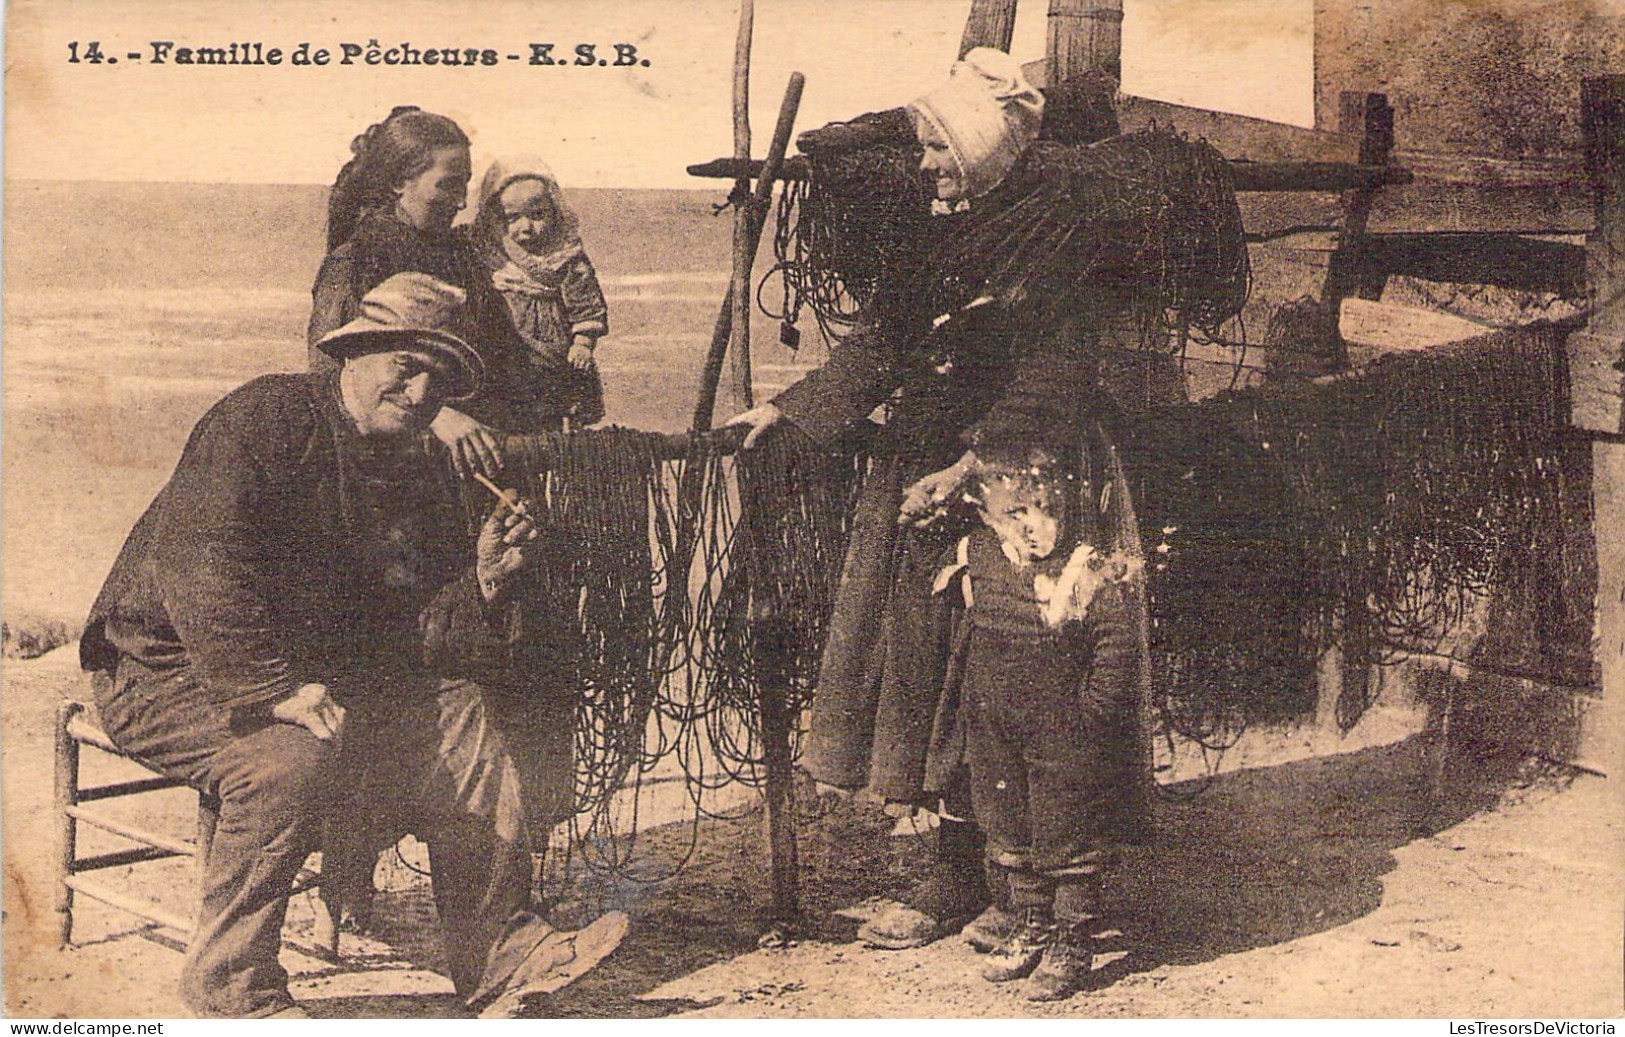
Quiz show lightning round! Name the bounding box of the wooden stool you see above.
[53,700,329,952]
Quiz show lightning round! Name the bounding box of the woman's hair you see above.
[326,106,471,250]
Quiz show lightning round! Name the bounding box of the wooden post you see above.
[755,616,800,931]
[54,702,81,947]
[1312,92,1393,734]
[961,0,1019,57]
[728,0,757,413]
[692,73,804,431]
[1046,0,1122,86]
[1321,91,1395,308]
[1575,76,1625,777]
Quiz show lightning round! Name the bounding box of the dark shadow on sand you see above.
[298,726,1531,1018]
[539,729,1530,1015]
[1085,731,1532,987]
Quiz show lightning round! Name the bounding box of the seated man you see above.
[79,272,623,1018]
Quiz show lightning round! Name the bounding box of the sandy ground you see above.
[5,642,1621,1020]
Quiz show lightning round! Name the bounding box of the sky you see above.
[5,0,1314,188]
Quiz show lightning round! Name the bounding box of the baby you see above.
[472,157,609,427]
[934,448,1141,1001]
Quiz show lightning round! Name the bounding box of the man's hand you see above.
[270,683,346,741]
[724,402,784,450]
[568,341,596,370]
[899,451,978,527]
[476,498,541,600]
[432,407,505,481]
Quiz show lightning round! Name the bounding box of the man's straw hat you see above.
[315,272,484,400]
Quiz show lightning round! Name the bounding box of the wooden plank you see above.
[1382,654,1605,774]
[686,155,1405,193]
[64,875,196,935]
[960,0,1018,58]
[1579,75,1625,779]
[72,846,186,873]
[65,805,198,857]
[1232,162,1410,193]
[1394,150,1586,188]
[1338,298,1494,354]
[66,710,122,754]
[1046,0,1122,85]
[1116,94,1359,164]
[1365,182,1594,235]
[1362,233,1587,296]
[1263,232,1586,295]
[77,775,189,802]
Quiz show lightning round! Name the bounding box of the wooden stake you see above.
[682,51,809,926]
[754,617,800,929]
[1046,0,1123,86]
[1577,75,1625,778]
[961,0,1019,58]
[692,72,805,431]
[1313,92,1393,734]
[728,0,756,414]
[1320,92,1396,308]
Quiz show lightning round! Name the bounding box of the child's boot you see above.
[981,870,1055,982]
[964,858,1017,953]
[1025,875,1100,1001]
[980,906,1055,982]
[1025,921,1094,1001]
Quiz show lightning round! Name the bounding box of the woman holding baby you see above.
[309,107,610,480]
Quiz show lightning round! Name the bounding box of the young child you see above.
[934,448,1142,1001]
[472,157,609,427]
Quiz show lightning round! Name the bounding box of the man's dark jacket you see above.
[80,372,508,714]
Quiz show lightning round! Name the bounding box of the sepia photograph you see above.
[3,0,1622,1021]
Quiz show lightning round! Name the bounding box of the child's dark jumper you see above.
[937,451,1142,1001]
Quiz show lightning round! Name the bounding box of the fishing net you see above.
[767,131,934,340]
[768,124,1250,348]
[439,321,1587,886]
[466,429,862,879]
[1124,323,1592,740]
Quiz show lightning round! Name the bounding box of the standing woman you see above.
[310,107,557,478]
[728,49,1156,953]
